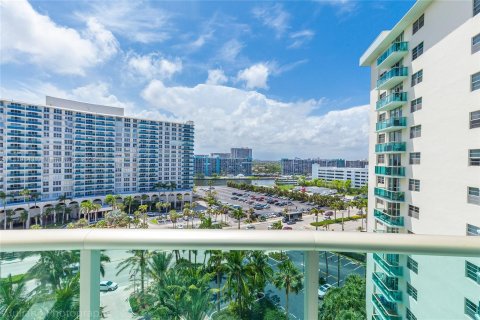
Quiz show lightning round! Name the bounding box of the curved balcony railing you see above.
[377,42,409,68]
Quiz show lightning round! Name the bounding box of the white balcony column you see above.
[80,249,100,320]
[304,250,319,319]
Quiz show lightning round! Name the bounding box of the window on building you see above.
[407,256,419,274]
[465,298,478,319]
[408,205,420,219]
[474,0,480,16]
[406,308,417,320]
[471,111,480,129]
[410,125,422,138]
[409,179,421,192]
[467,224,480,236]
[411,70,423,86]
[407,282,418,300]
[412,42,424,60]
[412,14,424,34]
[473,34,480,54]
[466,261,479,282]
[410,97,422,113]
[469,149,480,166]
[410,152,421,165]
[472,72,480,91]
[468,187,480,205]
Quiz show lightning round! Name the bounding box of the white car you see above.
[318,284,333,299]
[177,224,184,229]
[245,225,256,230]
[100,280,118,292]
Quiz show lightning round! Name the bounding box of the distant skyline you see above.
[0,0,415,159]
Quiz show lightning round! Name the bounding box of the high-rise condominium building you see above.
[280,158,367,176]
[0,97,194,227]
[230,147,253,159]
[360,0,479,319]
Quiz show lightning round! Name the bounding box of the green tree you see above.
[57,194,70,224]
[232,208,246,230]
[224,251,252,318]
[319,275,366,320]
[116,250,150,296]
[247,251,272,293]
[0,275,32,320]
[20,189,31,228]
[273,259,303,319]
[0,192,8,230]
[207,250,225,312]
[105,194,117,210]
[271,220,283,230]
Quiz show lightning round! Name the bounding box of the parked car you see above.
[146,212,156,217]
[282,226,293,230]
[100,280,118,292]
[245,225,256,230]
[287,220,296,225]
[318,284,333,299]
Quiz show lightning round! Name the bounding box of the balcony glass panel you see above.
[373,209,405,227]
[375,142,406,154]
[376,68,409,90]
[374,187,405,202]
[374,166,405,177]
[375,117,407,131]
[376,42,409,68]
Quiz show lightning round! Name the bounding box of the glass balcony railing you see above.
[0,230,478,320]
[372,294,401,320]
[372,272,402,302]
[376,67,409,90]
[376,92,408,112]
[376,42,409,68]
[374,209,405,227]
[373,253,403,276]
[374,187,405,202]
[375,116,407,131]
[374,166,405,177]
[375,142,406,153]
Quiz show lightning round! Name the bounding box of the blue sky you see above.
[1,0,415,159]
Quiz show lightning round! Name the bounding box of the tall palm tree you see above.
[57,194,70,224]
[223,251,251,317]
[44,207,54,227]
[92,203,102,222]
[19,209,28,229]
[247,251,272,294]
[147,251,173,283]
[0,192,8,230]
[6,209,14,230]
[232,208,245,229]
[104,194,117,210]
[20,189,31,228]
[177,194,183,211]
[45,274,80,320]
[273,259,304,319]
[124,196,134,216]
[207,250,224,312]
[116,250,150,295]
[80,201,93,222]
[138,204,148,227]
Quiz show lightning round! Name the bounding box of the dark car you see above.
[287,220,296,225]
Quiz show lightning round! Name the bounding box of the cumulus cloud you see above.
[139,80,369,159]
[252,3,290,37]
[237,64,270,89]
[0,0,118,75]
[206,69,228,85]
[126,53,182,81]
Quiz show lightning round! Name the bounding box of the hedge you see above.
[310,214,366,227]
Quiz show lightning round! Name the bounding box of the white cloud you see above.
[237,64,270,89]
[252,4,290,37]
[322,0,357,15]
[0,0,118,75]
[140,81,369,159]
[126,53,182,81]
[78,0,171,43]
[217,39,244,62]
[206,69,228,85]
[289,29,315,48]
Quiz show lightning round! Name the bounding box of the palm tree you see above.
[6,210,14,230]
[247,251,272,294]
[104,194,117,210]
[232,208,245,229]
[19,209,28,229]
[57,194,70,224]
[0,191,8,230]
[116,250,150,295]
[45,274,80,320]
[0,274,32,319]
[92,203,101,222]
[43,207,54,227]
[138,204,148,227]
[147,251,173,283]
[271,220,283,230]
[169,210,179,229]
[177,194,183,211]
[124,195,134,216]
[273,259,304,319]
[20,189,31,228]
[140,194,149,206]
[223,251,251,318]
[163,202,171,214]
[207,250,224,312]
[80,201,93,222]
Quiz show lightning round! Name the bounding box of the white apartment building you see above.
[0,97,194,227]
[311,164,368,188]
[360,1,480,319]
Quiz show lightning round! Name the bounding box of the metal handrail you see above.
[0,229,479,257]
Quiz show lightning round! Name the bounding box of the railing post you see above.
[80,249,100,320]
[304,250,319,320]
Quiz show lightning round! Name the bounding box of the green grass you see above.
[0,273,28,283]
[275,184,295,191]
[310,214,366,227]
